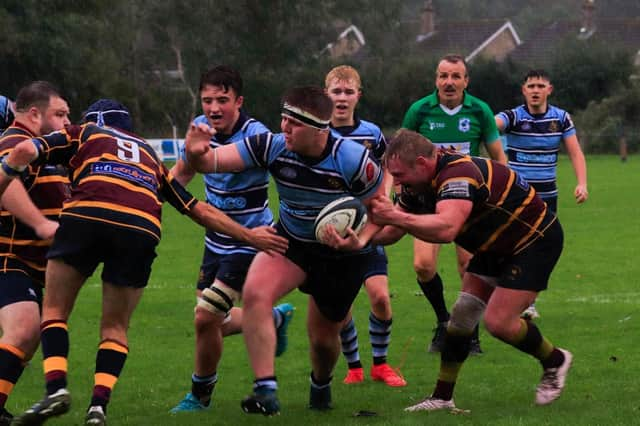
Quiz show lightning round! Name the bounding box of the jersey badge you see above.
[328,178,344,189]
[279,167,297,179]
[458,118,471,133]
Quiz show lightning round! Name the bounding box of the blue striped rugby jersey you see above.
[181,112,273,254]
[236,132,382,243]
[330,117,387,161]
[497,104,576,199]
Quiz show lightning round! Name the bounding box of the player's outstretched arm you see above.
[370,195,470,244]
[486,137,507,164]
[188,201,288,254]
[170,158,197,187]
[184,123,245,174]
[0,139,40,196]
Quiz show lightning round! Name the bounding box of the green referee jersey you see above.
[402,90,500,156]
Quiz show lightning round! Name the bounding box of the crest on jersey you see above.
[458,118,471,133]
[549,120,559,132]
[279,167,297,179]
[328,178,344,189]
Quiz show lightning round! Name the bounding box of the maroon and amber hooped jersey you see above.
[32,124,197,242]
[398,150,556,256]
[0,122,70,283]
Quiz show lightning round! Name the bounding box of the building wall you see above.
[479,31,518,62]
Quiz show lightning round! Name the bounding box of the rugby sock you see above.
[41,320,69,395]
[272,307,283,329]
[369,312,392,365]
[339,318,362,369]
[417,274,450,323]
[253,376,277,394]
[310,371,332,388]
[90,339,128,410]
[505,319,556,364]
[191,372,217,405]
[0,344,26,409]
[433,329,473,400]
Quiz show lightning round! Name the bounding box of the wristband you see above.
[0,157,26,178]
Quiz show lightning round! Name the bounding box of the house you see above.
[317,24,366,59]
[412,0,521,63]
[509,0,640,70]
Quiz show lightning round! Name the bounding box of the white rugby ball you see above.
[314,196,368,243]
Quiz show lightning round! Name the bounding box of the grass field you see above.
[7,155,639,425]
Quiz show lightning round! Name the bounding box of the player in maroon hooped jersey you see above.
[364,129,572,412]
[1,99,287,426]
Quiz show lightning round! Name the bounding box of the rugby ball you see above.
[314,196,368,243]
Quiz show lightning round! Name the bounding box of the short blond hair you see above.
[324,65,361,89]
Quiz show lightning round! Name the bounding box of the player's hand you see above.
[320,225,364,251]
[369,194,399,225]
[185,123,215,157]
[34,219,59,240]
[574,184,588,204]
[248,226,289,255]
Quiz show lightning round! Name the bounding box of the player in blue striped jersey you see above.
[169,66,294,413]
[496,69,588,213]
[496,69,588,319]
[325,65,405,387]
[185,86,385,415]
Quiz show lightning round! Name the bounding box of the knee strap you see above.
[197,285,240,316]
[448,292,486,334]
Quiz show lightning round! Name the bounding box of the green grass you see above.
[7,155,640,425]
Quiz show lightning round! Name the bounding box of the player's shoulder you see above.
[357,118,383,136]
[241,117,270,136]
[546,104,569,118]
[409,92,437,110]
[464,92,493,112]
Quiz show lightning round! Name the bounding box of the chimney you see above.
[420,0,435,36]
[579,0,596,36]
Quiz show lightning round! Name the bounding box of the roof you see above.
[510,18,640,66]
[414,19,521,62]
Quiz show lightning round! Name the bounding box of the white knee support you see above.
[197,285,240,317]
[448,292,486,334]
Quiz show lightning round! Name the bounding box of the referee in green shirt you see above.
[401,54,506,355]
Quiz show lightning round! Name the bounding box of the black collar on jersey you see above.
[296,133,335,166]
[215,110,250,143]
[330,115,361,135]
[523,104,549,119]
[282,103,330,130]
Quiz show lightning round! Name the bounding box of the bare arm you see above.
[0,139,40,198]
[369,224,406,246]
[184,123,246,173]
[187,201,288,255]
[486,137,507,164]
[369,195,472,243]
[495,115,507,132]
[564,133,588,203]
[0,180,58,239]
[169,158,196,187]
